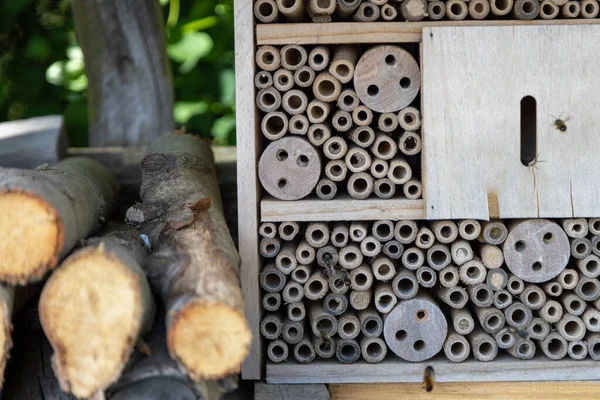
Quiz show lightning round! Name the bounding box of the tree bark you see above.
[39,230,155,399]
[71,0,174,146]
[126,133,251,380]
[0,157,118,284]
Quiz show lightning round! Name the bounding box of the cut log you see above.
[0,157,118,284]
[39,230,155,399]
[126,133,251,380]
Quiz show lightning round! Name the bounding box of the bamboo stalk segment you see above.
[349,288,373,310]
[443,331,470,362]
[316,179,337,200]
[337,0,362,17]
[348,172,374,199]
[506,338,535,360]
[582,308,600,332]
[504,301,533,330]
[540,299,563,323]
[378,113,400,133]
[294,336,316,363]
[352,105,374,127]
[287,302,306,322]
[590,218,600,236]
[561,291,586,316]
[282,89,308,115]
[383,240,403,259]
[581,1,599,19]
[255,70,273,89]
[324,293,349,316]
[439,265,460,288]
[309,302,337,336]
[540,332,568,360]
[374,178,396,199]
[399,0,428,20]
[329,274,349,295]
[447,0,469,19]
[360,337,388,363]
[459,220,482,241]
[313,72,342,102]
[261,313,284,340]
[354,2,381,21]
[397,107,422,131]
[276,0,305,21]
[427,244,452,271]
[336,338,361,363]
[527,317,550,340]
[401,246,425,270]
[575,276,600,301]
[349,265,374,291]
[308,46,330,72]
[261,111,289,140]
[469,284,494,307]
[338,312,361,340]
[323,137,349,160]
[561,0,581,17]
[486,268,508,291]
[307,101,331,124]
[415,227,434,249]
[350,221,370,242]
[332,110,353,132]
[358,307,384,338]
[349,127,376,149]
[437,286,469,309]
[314,334,336,359]
[459,258,486,285]
[403,180,423,200]
[273,68,294,91]
[254,0,279,23]
[256,87,282,113]
[398,131,422,156]
[374,282,398,313]
[276,242,299,274]
[263,293,281,311]
[325,160,348,183]
[259,222,277,238]
[395,220,418,244]
[451,240,474,266]
[428,1,447,19]
[416,266,437,288]
[307,0,336,22]
[304,271,329,300]
[558,269,579,290]
[490,0,514,15]
[493,290,513,309]
[268,340,289,363]
[568,340,589,360]
[282,281,304,303]
[287,114,308,136]
[587,333,600,360]
[296,240,316,265]
[256,45,281,71]
[329,45,359,84]
[558,314,586,341]
[495,328,515,349]
[468,330,498,361]
[371,133,398,161]
[562,218,589,239]
[520,284,546,310]
[469,0,491,18]
[260,264,287,292]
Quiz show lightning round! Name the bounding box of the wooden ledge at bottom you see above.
[260,195,425,222]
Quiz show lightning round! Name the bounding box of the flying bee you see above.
[550,113,569,133]
[422,366,435,392]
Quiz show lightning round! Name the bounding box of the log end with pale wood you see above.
[39,231,154,399]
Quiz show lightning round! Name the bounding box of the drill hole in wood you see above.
[276,150,289,161]
[297,155,309,167]
[515,240,526,252]
[395,330,408,341]
[367,85,380,97]
[416,310,428,321]
[399,77,411,89]
[277,178,288,189]
[532,261,542,271]
[413,340,426,351]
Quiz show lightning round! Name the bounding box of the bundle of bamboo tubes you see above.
[259,218,600,363]
[254,0,600,22]
[255,44,423,201]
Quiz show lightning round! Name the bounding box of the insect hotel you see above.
[235,0,600,387]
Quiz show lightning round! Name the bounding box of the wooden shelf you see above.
[266,355,600,384]
[256,20,600,45]
[260,195,425,222]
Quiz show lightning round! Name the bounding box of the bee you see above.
[422,366,435,392]
[508,326,528,340]
[550,113,569,133]
[321,254,351,287]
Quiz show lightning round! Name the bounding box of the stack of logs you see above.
[259,218,600,363]
[256,43,423,201]
[255,0,600,22]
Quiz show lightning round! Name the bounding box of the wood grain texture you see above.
[423,25,600,219]
[255,383,330,400]
[261,195,425,222]
[0,116,67,169]
[256,20,600,45]
[266,354,600,383]
[235,0,263,380]
[329,382,600,400]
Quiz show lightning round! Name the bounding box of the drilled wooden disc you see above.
[354,45,420,113]
[259,137,322,200]
[504,219,570,283]
[383,295,447,362]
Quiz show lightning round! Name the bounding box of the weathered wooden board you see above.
[267,355,600,384]
[257,20,600,45]
[423,25,600,220]
[255,383,330,400]
[261,196,425,222]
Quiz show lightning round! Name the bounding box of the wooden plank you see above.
[266,355,600,384]
[256,20,600,45]
[261,195,425,222]
[423,25,600,220]
[0,115,67,169]
[329,382,600,400]
[255,383,330,400]
[235,0,263,380]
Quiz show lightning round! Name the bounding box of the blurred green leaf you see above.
[174,101,209,123]
[24,36,51,61]
[167,31,213,74]
[182,16,218,32]
[219,68,235,107]
[46,60,65,86]
[211,114,235,145]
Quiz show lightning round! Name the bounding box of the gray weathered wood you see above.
[0,116,67,169]
[254,383,330,400]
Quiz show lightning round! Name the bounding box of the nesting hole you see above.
[399,77,411,89]
[416,310,428,321]
[515,240,526,252]
[385,54,396,66]
[413,340,426,351]
[479,342,493,356]
[543,232,554,244]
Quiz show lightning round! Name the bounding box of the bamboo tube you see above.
[282,89,308,115]
[592,236,600,257]
[493,290,512,309]
[561,292,586,316]
[540,332,568,360]
[469,284,494,307]
[506,338,536,360]
[372,256,396,282]
[398,131,422,156]
[468,330,498,361]
[479,220,508,245]
[495,327,516,349]
[459,220,481,241]
[338,89,360,112]
[268,339,289,363]
[371,133,398,161]
[256,45,281,71]
[325,160,348,182]
[308,46,330,72]
[372,220,394,242]
[348,173,374,199]
[378,113,399,133]
[391,270,419,299]
[308,302,337,336]
[590,218,600,235]
[542,281,563,297]
[469,0,490,18]
[417,266,437,288]
[350,221,369,242]
[304,271,329,300]
[451,308,475,335]
[273,68,294,91]
[394,220,418,244]
[370,0,388,6]
[282,318,304,344]
[387,157,412,185]
[439,265,459,288]
[332,110,353,132]
[360,337,387,363]
[305,222,329,248]
[490,0,513,15]
[291,264,313,285]
[255,70,273,89]
[438,286,469,309]
[276,0,305,21]
[288,114,309,136]
[329,274,349,295]
[374,282,398,313]
[504,301,532,329]
[451,240,474,266]
[428,0,446,19]
[354,2,381,21]
[540,299,563,323]
[350,265,374,291]
[307,124,331,146]
[337,0,362,16]
[316,244,338,268]
[374,178,396,199]
[568,340,588,360]
[323,293,349,316]
[358,307,383,338]
[583,308,600,332]
[575,276,600,301]
[331,222,350,248]
[314,334,336,359]
[474,307,505,334]
[562,218,589,239]
[415,227,434,249]
[263,292,281,311]
[329,45,359,84]
[261,313,283,340]
[260,237,281,258]
[338,312,361,340]
[259,222,277,238]
[349,126,376,148]
[486,269,508,291]
[397,107,421,131]
[427,244,452,271]
[279,221,300,241]
[399,0,427,20]
[431,221,459,244]
[350,288,373,310]
[381,3,399,20]
[383,240,403,259]
[558,269,579,290]
[459,258,486,285]
[339,244,363,270]
[323,137,348,161]
[514,0,540,18]
[480,244,504,269]
[360,236,382,257]
[401,247,425,270]
[336,339,361,363]
[313,72,342,102]
[571,238,592,260]
[261,111,288,140]
[254,0,279,22]
[296,240,316,265]
[587,333,600,360]
[561,0,580,17]
[520,284,546,310]
[558,314,586,341]
[294,336,316,363]
[446,0,469,19]
[282,281,304,303]
[403,180,422,200]
[352,105,374,127]
[307,0,336,21]
[260,264,287,293]
[275,242,298,274]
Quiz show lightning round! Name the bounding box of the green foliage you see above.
[0,0,236,146]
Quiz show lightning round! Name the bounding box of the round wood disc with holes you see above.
[383,294,447,362]
[503,219,570,283]
[258,137,321,200]
[353,45,421,113]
